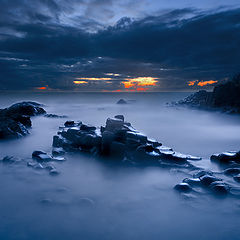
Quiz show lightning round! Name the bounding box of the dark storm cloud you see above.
[0,3,240,90]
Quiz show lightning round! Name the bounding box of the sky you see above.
[0,0,240,92]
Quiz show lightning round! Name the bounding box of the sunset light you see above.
[75,77,112,81]
[35,86,47,90]
[122,77,158,91]
[197,80,218,86]
[188,80,218,87]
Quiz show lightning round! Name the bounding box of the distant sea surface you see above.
[0,92,240,240]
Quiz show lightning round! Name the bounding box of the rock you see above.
[105,117,124,132]
[114,115,124,121]
[193,170,213,178]
[53,115,200,167]
[64,121,76,127]
[233,174,240,183]
[44,114,67,118]
[109,141,126,159]
[52,135,62,148]
[200,175,221,186]
[49,169,60,176]
[183,178,201,186]
[211,151,240,163]
[0,101,46,139]
[80,124,96,131]
[209,182,229,195]
[1,156,16,164]
[32,151,52,162]
[224,168,240,176]
[174,183,192,193]
[117,99,127,104]
[52,147,65,156]
[101,130,115,155]
[173,74,240,113]
[33,163,45,169]
[52,156,65,162]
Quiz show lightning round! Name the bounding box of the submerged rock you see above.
[233,174,240,183]
[0,101,46,139]
[44,114,67,118]
[117,99,127,104]
[32,151,52,162]
[174,183,192,193]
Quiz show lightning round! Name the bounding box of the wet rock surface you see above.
[52,115,201,168]
[172,74,240,113]
[0,102,46,139]
[175,150,240,198]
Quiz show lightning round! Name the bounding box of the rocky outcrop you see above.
[175,150,240,198]
[173,74,240,113]
[52,115,201,167]
[117,99,127,104]
[0,102,46,139]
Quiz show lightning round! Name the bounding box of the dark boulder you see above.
[174,183,192,193]
[173,74,240,113]
[209,182,229,195]
[32,151,52,162]
[0,102,46,139]
[117,99,127,104]
[211,151,240,164]
[200,175,221,186]
[224,168,240,176]
[233,174,240,183]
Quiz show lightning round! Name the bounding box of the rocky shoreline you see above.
[172,74,240,114]
[1,101,240,198]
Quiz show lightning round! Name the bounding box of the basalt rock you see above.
[172,74,240,113]
[175,168,240,198]
[211,151,240,164]
[117,99,127,104]
[52,115,201,167]
[0,101,46,139]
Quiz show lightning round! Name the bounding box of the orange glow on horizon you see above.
[136,87,150,91]
[121,77,158,91]
[73,81,88,84]
[75,77,112,81]
[35,86,47,90]
[188,80,218,87]
[197,80,218,86]
[188,80,197,86]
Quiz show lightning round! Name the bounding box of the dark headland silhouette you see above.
[174,74,240,114]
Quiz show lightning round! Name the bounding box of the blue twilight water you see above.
[0,92,240,240]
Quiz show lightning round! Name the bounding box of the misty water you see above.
[0,92,240,240]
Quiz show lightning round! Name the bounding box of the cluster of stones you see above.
[27,150,65,175]
[211,151,240,183]
[175,151,240,197]
[52,115,201,167]
[0,102,46,139]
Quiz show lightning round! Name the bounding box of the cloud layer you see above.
[0,1,240,91]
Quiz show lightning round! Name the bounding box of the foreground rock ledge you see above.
[0,102,46,139]
[52,115,201,167]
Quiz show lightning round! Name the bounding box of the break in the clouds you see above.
[0,0,240,91]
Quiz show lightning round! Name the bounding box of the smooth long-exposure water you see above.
[0,92,240,240]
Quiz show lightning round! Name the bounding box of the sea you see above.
[0,92,240,240]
